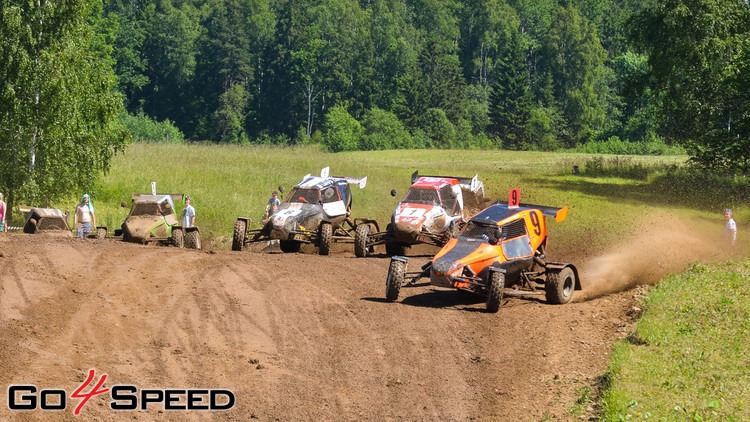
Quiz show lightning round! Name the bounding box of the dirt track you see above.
[0,234,638,421]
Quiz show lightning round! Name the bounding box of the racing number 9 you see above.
[529,211,541,236]
[508,188,520,208]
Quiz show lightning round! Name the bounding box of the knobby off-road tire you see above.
[171,228,184,248]
[232,220,246,251]
[545,267,576,305]
[185,230,201,250]
[279,240,301,253]
[354,224,370,257]
[385,260,405,301]
[25,218,37,234]
[96,227,107,239]
[318,222,332,255]
[486,271,505,313]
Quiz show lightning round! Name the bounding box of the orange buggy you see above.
[384,189,581,312]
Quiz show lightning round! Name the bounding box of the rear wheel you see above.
[232,220,246,251]
[185,230,201,250]
[26,218,38,234]
[171,228,184,248]
[386,260,405,301]
[279,240,301,253]
[486,271,505,313]
[545,267,576,304]
[318,222,332,255]
[354,224,370,257]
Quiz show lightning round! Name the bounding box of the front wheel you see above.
[354,224,370,257]
[545,267,576,304]
[386,259,406,301]
[232,220,246,251]
[486,271,505,313]
[95,227,107,239]
[318,222,332,255]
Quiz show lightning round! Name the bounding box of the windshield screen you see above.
[402,187,439,205]
[459,221,499,240]
[131,202,161,216]
[287,188,320,204]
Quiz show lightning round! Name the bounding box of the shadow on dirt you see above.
[400,290,484,309]
[360,297,393,304]
[364,253,435,259]
[361,290,485,309]
[363,288,545,311]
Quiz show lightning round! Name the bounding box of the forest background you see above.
[1,0,750,210]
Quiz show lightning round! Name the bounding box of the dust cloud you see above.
[577,214,740,300]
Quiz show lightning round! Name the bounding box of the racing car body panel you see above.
[429,201,557,290]
[488,199,568,223]
[322,201,348,217]
[390,176,465,243]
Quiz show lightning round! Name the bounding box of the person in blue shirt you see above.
[265,191,280,220]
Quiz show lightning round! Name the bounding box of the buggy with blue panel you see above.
[232,167,376,255]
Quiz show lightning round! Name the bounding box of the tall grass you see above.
[43,143,749,257]
[51,143,735,252]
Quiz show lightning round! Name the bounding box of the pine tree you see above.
[488,31,532,148]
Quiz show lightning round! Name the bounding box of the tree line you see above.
[103,0,749,170]
[1,0,749,213]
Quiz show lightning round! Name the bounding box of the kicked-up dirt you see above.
[0,233,640,421]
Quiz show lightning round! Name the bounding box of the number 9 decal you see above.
[508,188,520,207]
[529,211,541,236]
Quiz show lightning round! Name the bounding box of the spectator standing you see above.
[724,208,736,247]
[0,193,6,232]
[74,194,96,238]
[182,196,195,228]
[265,191,281,219]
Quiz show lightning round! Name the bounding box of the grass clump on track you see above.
[600,260,750,421]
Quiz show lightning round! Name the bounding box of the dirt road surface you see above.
[0,234,637,421]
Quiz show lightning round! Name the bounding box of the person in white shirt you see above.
[724,208,737,247]
[182,196,196,228]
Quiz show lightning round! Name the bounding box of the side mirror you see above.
[120,201,128,208]
[390,189,397,197]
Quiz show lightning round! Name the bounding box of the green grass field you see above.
[55,142,733,247]
[48,142,750,419]
[600,260,750,421]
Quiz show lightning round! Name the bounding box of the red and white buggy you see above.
[353,171,485,257]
